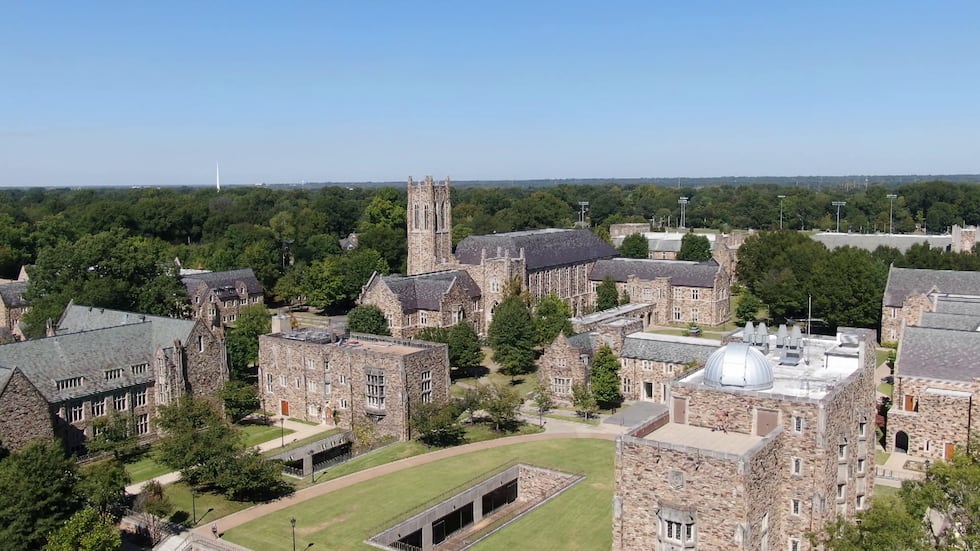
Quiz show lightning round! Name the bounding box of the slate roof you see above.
[0,281,28,308]
[182,268,263,295]
[383,270,481,312]
[918,312,980,332]
[566,332,596,356]
[812,233,951,253]
[454,229,618,271]
[0,366,11,394]
[620,333,720,363]
[57,303,197,349]
[934,297,980,316]
[0,323,161,402]
[589,258,720,287]
[898,326,980,382]
[883,267,980,307]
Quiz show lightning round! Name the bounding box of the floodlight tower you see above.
[887,194,898,234]
[832,201,847,233]
[678,197,689,229]
[578,201,590,225]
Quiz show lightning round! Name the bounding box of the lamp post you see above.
[832,201,847,233]
[191,487,196,525]
[777,195,787,229]
[290,517,297,551]
[887,194,898,234]
[678,197,689,229]
[280,417,285,448]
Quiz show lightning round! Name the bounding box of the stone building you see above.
[617,333,720,403]
[608,227,748,282]
[0,280,29,341]
[258,323,449,442]
[613,326,878,551]
[182,268,264,327]
[407,176,454,276]
[589,259,731,326]
[0,303,228,453]
[880,266,980,343]
[358,270,482,338]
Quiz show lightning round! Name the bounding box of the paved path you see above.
[125,417,336,495]
[194,430,621,537]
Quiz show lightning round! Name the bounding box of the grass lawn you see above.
[877,382,894,398]
[544,412,600,426]
[225,439,615,551]
[454,371,539,400]
[124,452,172,484]
[163,482,254,528]
[876,450,891,465]
[875,348,891,368]
[288,417,320,426]
[240,423,294,448]
[873,484,900,501]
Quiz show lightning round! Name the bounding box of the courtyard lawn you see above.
[163,482,254,528]
[240,423,294,448]
[124,452,172,484]
[875,348,891,368]
[544,412,600,426]
[224,438,615,551]
[453,370,539,400]
[876,450,891,465]
[877,382,894,398]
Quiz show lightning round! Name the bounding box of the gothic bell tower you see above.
[406,175,453,275]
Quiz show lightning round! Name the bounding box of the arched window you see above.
[413,204,420,230]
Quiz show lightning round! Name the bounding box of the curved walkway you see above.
[194,430,619,537]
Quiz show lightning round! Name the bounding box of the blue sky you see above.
[2,1,979,187]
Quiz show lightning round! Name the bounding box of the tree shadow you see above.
[452,366,489,380]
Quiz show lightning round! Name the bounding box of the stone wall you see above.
[406,176,453,276]
[185,321,229,399]
[517,465,578,504]
[889,377,980,459]
[618,358,687,402]
[609,224,651,239]
[536,334,591,404]
[358,277,409,338]
[0,369,54,451]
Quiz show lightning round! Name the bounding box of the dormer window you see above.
[57,377,84,390]
[104,369,123,381]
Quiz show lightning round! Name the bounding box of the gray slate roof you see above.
[620,333,720,363]
[884,267,980,307]
[0,323,160,402]
[0,281,28,308]
[383,270,481,312]
[918,312,980,332]
[0,366,11,395]
[812,233,951,253]
[182,268,263,295]
[589,258,720,287]
[57,303,197,350]
[898,326,980,382]
[455,229,618,271]
[566,332,596,357]
[934,297,980,316]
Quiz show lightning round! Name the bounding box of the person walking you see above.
[211,523,219,538]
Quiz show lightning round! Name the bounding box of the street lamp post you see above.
[678,197,689,229]
[191,487,196,525]
[280,417,285,448]
[887,194,898,234]
[777,195,787,229]
[290,517,297,551]
[832,201,847,233]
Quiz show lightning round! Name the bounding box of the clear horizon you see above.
[2,1,979,187]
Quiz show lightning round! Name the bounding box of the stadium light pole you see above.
[777,195,787,229]
[887,194,898,234]
[832,201,847,233]
[678,197,689,229]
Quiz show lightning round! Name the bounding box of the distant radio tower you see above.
[216,163,221,192]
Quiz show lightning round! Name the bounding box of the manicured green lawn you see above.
[288,417,320,426]
[873,484,899,501]
[124,452,172,484]
[164,482,255,528]
[544,412,600,426]
[240,423,295,447]
[877,382,894,398]
[454,370,539,399]
[225,439,615,551]
[261,428,342,456]
[875,348,892,368]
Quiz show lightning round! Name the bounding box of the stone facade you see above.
[613,328,877,551]
[0,368,54,451]
[0,304,228,453]
[359,270,482,339]
[258,329,450,442]
[537,333,593,404]
[182,268,264,328]
[407,176,453,276]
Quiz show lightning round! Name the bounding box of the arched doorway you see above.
[895,431,909,453]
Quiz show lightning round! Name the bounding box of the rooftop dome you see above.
[702,343,774,391]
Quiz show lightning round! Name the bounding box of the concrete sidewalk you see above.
[125,416,338,495]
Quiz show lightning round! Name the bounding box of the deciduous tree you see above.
[347,304,391,336]
[77,459,130,519]
[225,305,271,379]
[44,507,122,551]
[533,293,573,346]
[219,380,261,422]
[619,233,649,259]
[589,344,622,408]
[487,296,536,376]
[410,400,465,447]
[677,232,712,261]
[596,276,620,311]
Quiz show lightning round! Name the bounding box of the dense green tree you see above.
[618,232,649,259]
[77,459,130,519]
[810,246,889,329]
[0,440,81,550]
[225,305,271,379]
[154,396,242,486]
[273,263,309,306]
[533,293,573,346]
[44,507,121,551]
[448,322,484,370]
[347,304,391,336]
[734,292,763,325]
[219,380,261,422]
[677,232,712,261]
[86,411,137,459]
[736,231,829,320]
[132,481,172,546]
[487,296,536,376]
[589,345,622,408]
[532,385,555,427]
[481,383,523,432]
[213,449,292,502]
[596,276,620,311]
[304,249,388,311]
[410,400,465,447]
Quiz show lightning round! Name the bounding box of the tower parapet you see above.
[407,175,454,275]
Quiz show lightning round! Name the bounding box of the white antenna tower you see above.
[216,163,221,192]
